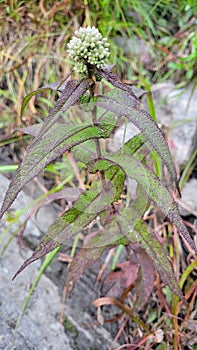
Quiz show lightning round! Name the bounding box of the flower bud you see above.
[67,26,110,74]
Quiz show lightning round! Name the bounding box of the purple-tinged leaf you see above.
[65,206,129,295]
[97,88,177,184]
[81,136,196,254]
[18,124,42,137]
[129,245,155,311]
[106,153,196,254]
[117,208,185,300]
[101,261,139,299]
[12,167,123,279]
[20,73,71,118]
[12,240,58,280]
[97,66,147,100]
[0,123,111,219]
[43,166,124,246]
[31,79,91,143]
[66,245,106,294]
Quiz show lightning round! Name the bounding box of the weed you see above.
[0,25,196,349]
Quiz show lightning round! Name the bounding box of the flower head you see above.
[67,26,110,75]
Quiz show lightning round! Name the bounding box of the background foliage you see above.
[0,1,197,349]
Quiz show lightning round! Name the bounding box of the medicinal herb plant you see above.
[1,27,196,314]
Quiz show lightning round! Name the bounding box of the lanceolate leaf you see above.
[117,208,184,300]
[66,245,107,294]
[31,79,90,142]
[102,153,196,254]
[65,217,129,294]
[101,261,139,299]
[42,166,124,246]
[97,66,147,101]
[66,194,185,300]
[65,186,147,295]
[12,166,125,279]
[0,122,114,219]
[20,73,71,117]
[97,88,178,184]
[129,245,155,310]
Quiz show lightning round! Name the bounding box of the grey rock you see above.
[115,35,152,67]
[108,82,197,168]
[0,236,72,350]
[178,178,197,216]
[151,82,197,167]
[108,122,140,153]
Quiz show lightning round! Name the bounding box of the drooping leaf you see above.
[41,166,124,247]
[65,186,146,295]
[66,195,185,300]
[65,214,129,294]
[117,207,185,300]
[12,166,125,279]
[101,261,139,299]
[129,245,155,310]
[0,122,113,218]
[12,240,59,281]
[104,153,196,254]
[75,132,196,254]
[96,88,178,184]
[66,245,107,294]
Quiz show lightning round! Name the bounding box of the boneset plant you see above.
[1,27,196,313]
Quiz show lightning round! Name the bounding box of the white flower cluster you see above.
[67,26,110,74]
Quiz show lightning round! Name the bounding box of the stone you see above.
[151,82,197,167]
[108,82,197,168]
[108,122,140,153]
[178,178,197,216]
[0,174,119,349]
[0,235,73,350]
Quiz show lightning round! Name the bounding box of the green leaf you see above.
[117,208,184,301]
[106,153,197,254]
[31,79,90,141]
[0,123,112,219]
[75,133,196,254]
[97,88,178,184]
[12,166,124,279]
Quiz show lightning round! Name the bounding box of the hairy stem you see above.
[88,69,107,191]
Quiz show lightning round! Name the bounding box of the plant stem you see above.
[88,70,107,191]
[93,105,107,190]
